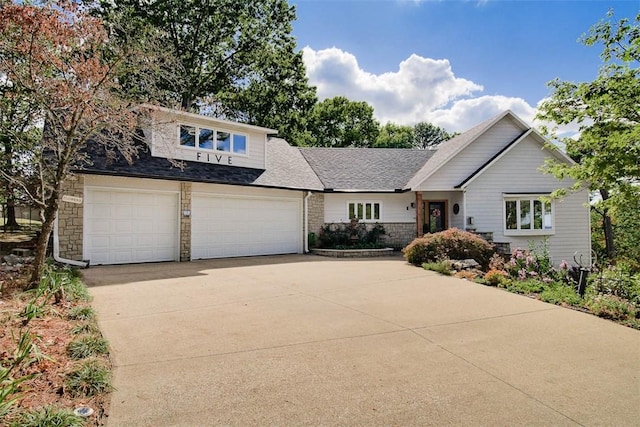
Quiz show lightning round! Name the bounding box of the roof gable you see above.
[406,110,530,190]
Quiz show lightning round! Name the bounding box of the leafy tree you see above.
[536,10,640,261]
[0,2,145,286]
[305,96,379,147]
[0,76,40,230]
[374,123,414,148]
[96,0,317,143]
[413,121,452,149]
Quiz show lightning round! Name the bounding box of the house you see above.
[56,106,591,266]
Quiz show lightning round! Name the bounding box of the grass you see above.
[8,405,84,427]
[67,305,96,321]
[67,334,109,359]
[64,359,112,397]
[422,260,453,276]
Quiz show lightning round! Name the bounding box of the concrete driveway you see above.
[84,255,640,426]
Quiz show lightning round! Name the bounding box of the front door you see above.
[424,201,447,234]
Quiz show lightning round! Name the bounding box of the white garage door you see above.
[191,194,301,259]
[84,188,179,265]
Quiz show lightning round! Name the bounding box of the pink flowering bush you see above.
[403,228,495,268]
[505,241,570,284]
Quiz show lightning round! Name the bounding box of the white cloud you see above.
[302,46,548,134]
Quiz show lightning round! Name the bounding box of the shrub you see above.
[422,260,453,275]
[318,221,386,248]
[9,405,84,427]
[65,359,112,397]
[502,278,546,295]
[586,294,637,321]
[67,334,109,359]
[484,269,508,286]
[540,283,582,306]
[403,228,495,268]
[488,253,506,271]
[505,241,571,284]
[590,264,640,306]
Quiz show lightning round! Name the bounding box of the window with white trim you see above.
[348,202,381,222]
[178,124,247,154]
[504,195,553,234]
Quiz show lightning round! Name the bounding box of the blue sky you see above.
[291,0,640,132]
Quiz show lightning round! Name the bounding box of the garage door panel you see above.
[85,189,179,265]
[192,194,301,260]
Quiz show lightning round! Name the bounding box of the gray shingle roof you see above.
[299,147,435,191]
[255,138,323,190]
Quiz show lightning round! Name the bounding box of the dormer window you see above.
[178,124,247,155]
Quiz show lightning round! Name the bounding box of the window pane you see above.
[533,200,543,229]
[233,134,247,154]
[357,203,363,219]
[216,131,231,152]
[520,200,531,229]
[544,201,553,229]
[365,203,372,220]
[179,125,196,147]
[199,128,214,150]
[374,203,380,220]
[349,203,355,219]
[505,200,517,229]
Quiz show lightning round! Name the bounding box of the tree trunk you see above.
[28,201,58,289]
[4,193,20,229]
[599,188,616,261]
[2,137,20,229]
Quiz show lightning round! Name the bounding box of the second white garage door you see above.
[191,194,302,259]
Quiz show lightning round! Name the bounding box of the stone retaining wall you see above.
[311,248,396,258]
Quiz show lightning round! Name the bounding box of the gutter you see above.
[53,214,88,268]
[304,191,313,253]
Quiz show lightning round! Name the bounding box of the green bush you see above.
[9,405,84,427]
[422,260,453,275]
[318,221,386,248]
[540,283,582,306]
[67,334,109,359]
[590,264,640,306]
[586,294,637,321]
[403,228,495,268]
[502,278,547,295]
[65,359,112,397]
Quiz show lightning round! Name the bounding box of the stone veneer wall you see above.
[307,193,324,246]
[58,175,84,261]
[180,182,191,261]
[380,222,418,249]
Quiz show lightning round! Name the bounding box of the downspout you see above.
[53,214,88,268]
[304,191,313,253]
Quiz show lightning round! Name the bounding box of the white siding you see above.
[324,193,415,223]
[191,183,300,199]
[465,135,591,265]
[149,110,266,170]
[418,117,524,191]
[84,175,181,192]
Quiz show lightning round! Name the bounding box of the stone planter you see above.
[310,248,395,258]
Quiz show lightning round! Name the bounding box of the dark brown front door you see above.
[424,201,447,234]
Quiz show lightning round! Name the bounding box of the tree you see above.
[536,10,640,262]
[0,75,40,230]
[374,123,414,148]
[305,96,379,147]
[413,121,452,149]
[0,2,144,286]
[96,0,317,143]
